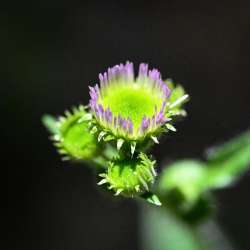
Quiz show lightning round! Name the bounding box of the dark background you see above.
[4,1,250,250]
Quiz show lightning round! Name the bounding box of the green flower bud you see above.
[98,153,156,197]
[43,106,99,161]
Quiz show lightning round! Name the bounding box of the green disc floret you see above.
[100,84,163,130]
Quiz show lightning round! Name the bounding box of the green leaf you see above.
[103,134,115,142]
[206,130,250,163]
[204,130,250,189]
[206,138,250,189]
[158,130,250,203]
[158,160,208,203]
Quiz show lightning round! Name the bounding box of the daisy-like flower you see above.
[89,62,188,153]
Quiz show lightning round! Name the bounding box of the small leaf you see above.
[206,130,250,162]
[206,142,250,189]
[204,129,250,189]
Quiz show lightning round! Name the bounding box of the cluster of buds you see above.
[43,62,189,202]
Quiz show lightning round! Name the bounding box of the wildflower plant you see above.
[43,62,250,250]
[43,62,189,204]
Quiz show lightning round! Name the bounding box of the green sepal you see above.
[165,123,177,132]
[90,126,98,134]
[140,192,162,206]
[151,136,159,144]
[103,134,115,142]
[77,113,92,123]
[42,114,60,135]
[168,84,189,109]
[98,131,107,142]
[166,82,189,120]
[117,138,124,151]
[130,141,137,156]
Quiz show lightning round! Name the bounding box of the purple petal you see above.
[162,82,171,98]
[139,63,148,78]
[127,118,133,134]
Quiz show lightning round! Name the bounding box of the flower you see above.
[98,152,156,197]
[44,106,99,161]
[89,62,188,152]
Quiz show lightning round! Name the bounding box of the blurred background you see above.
[4,1,250,249]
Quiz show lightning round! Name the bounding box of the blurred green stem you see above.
[139,204,234,250]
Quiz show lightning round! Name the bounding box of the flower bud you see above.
[98,153,156,197]
[45,106,98,161]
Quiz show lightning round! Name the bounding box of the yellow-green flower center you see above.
[100,83,164,129]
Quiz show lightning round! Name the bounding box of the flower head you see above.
[98,152,156,197]
[89,62,186,151]
[44,106,98,161]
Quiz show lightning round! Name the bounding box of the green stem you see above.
[195,220,235,250]
[139,204,206,250]
[139,203,234,250]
